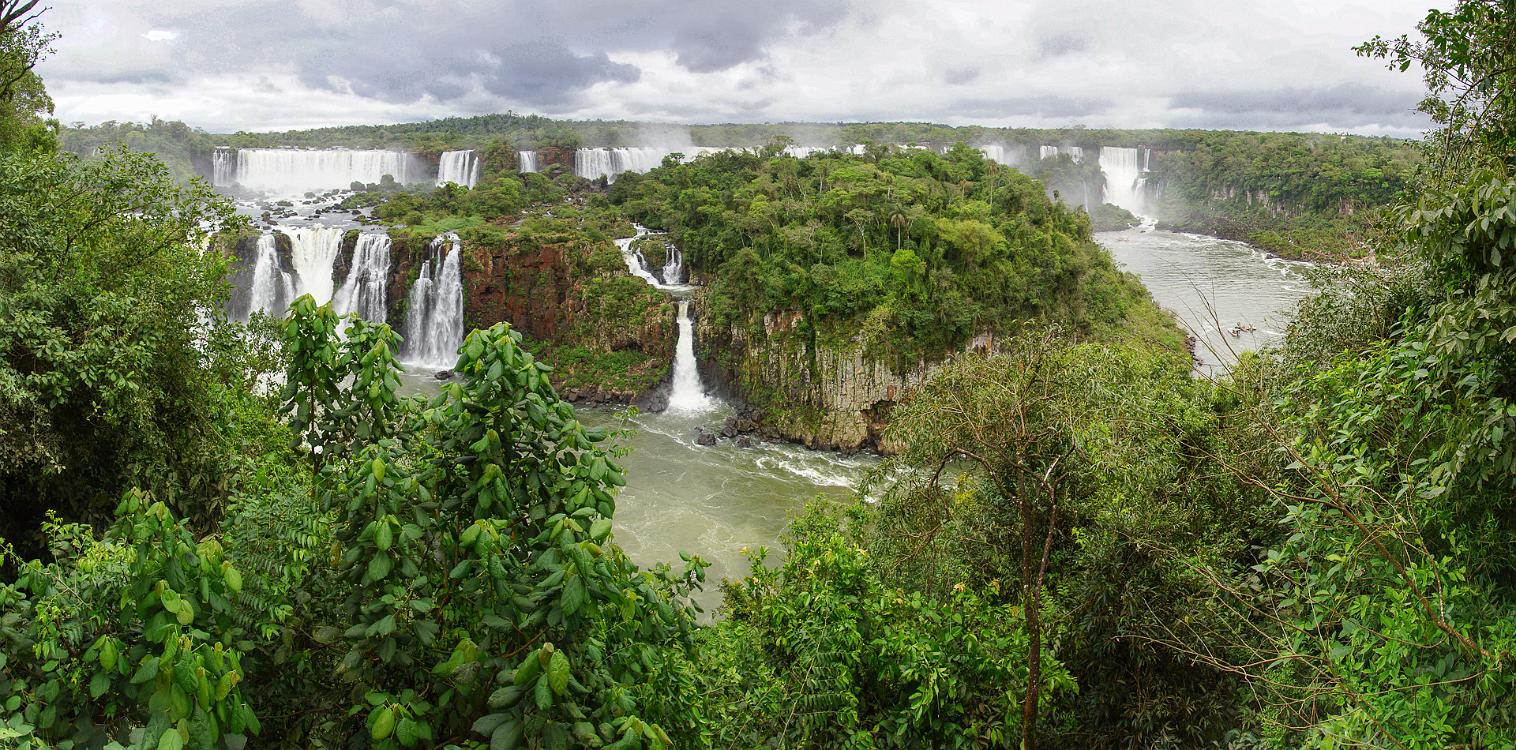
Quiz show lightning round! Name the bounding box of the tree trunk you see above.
[1020,482,1039,750]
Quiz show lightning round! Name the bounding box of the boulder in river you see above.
[695,428,717,446]
[434,369,454,380]
[734,435,755,448]
[720,416,739,439]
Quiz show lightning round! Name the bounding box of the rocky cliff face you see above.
[699,300,995,452]
[388,226,675,406]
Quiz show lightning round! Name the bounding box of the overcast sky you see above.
[35,0,1440,137]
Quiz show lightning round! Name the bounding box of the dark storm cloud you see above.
[1171,84,1428,130]
[49,0,848,109]
[480,43,639,103]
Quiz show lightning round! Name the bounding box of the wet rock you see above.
[695,428,717,446]
[434,369,454,380]
[720,416,739,439]
[735,435,755,448]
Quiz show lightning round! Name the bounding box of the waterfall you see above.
[1098,146,1152,218]
[615,225,716,411]
[212,147,234,186]
[246,234,294,320]
[615,229,661,286]
[1066,146,1085,163]
[574,147,672,183]
[784,145,830,158]
[662,244,684,285]
[284,227,346,304]
[518,150,539,173]
[1040,145,1059,160]
[667,299,715,413]
[332,232,392,323]
[403,233,465,368]
[979,144,1025,166]
[436,150,481,188]
[231,148,415,194]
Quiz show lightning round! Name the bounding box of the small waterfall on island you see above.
[616,233,662,286]
[667,299,715,412]
[518,150,539,173]
[662,244,684,285]
[246,234,295,320]
[284,227,346,304]
[615,225,715,412]
[436,150,481,187]
[403,234,465,368]
[1099,146,1152,219]
[230,148,416,193]
[332,233,392,323]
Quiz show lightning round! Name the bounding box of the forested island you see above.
[3,2,1514,749]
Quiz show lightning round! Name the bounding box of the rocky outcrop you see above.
[699,298,997,453]
[388,225,676,405]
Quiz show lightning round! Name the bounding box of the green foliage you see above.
[0,19,56,154]
[271,300,710,746]
[613,145,1157,368]
[58,119,213,185]
[0,146,250,550]
[0,491,263,749]
[707,504,1057,749]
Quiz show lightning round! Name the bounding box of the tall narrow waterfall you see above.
[667,299,715,413]
[231,148,415,193]
[246,234,295,320]
[662,244,684,285]
[437,150,481,187]
[284,227,346,304]
[1098,146,1151,218]
[403,234,465,368]
[518,151,539,173]
[212,147,234,187]
[332,232,392,323]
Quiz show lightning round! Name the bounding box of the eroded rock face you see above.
[388,229,675,406]
[700,296,997,453]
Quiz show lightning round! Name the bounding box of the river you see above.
[1099,226,1313,375]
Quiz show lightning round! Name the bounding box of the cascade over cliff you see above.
[384,222,675,404]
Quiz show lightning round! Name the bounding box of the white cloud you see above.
[35,0,1441,136]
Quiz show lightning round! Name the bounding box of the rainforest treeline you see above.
[2,3,1514,749]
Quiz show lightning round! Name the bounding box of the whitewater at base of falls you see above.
[402,234,465,369]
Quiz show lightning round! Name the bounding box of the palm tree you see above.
[889,209,909,250]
